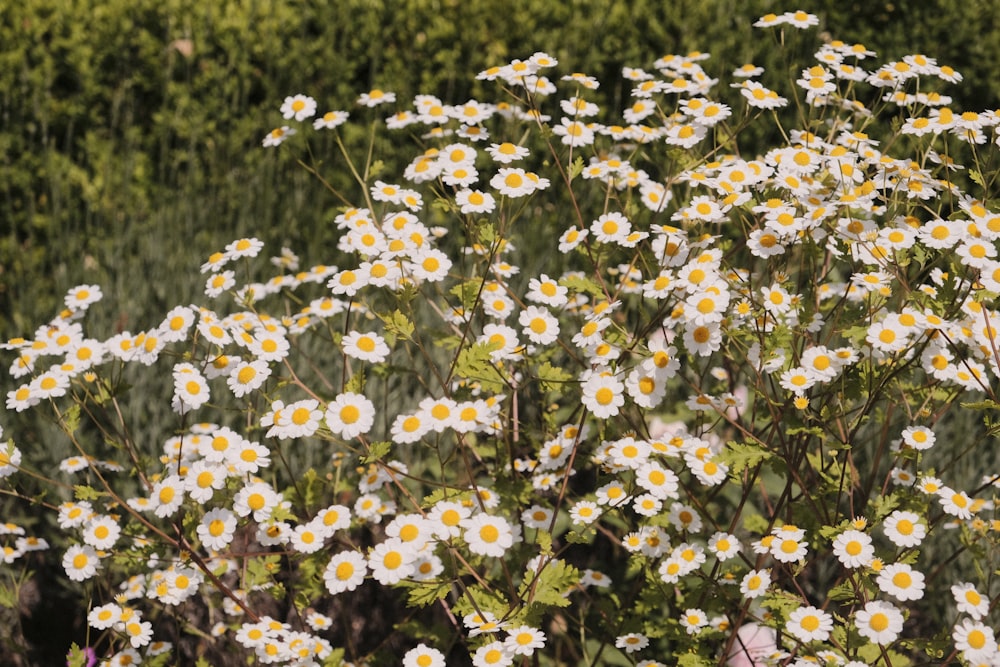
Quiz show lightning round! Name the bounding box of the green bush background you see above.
[3,0,1000,338]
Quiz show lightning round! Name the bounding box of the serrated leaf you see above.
[536,362,572,391]
[270,502,297,523]
[559,274,604,298]
[450,280,483,310]
[869,491,901,523]
[395,282,419,306]
[743,513,769,534]
[433,334,463,350]
[677,653,713,667]
[785,425,825,438]
[422,487,472,509]
[454,342,505,393]
[523,558,579,608]
[298,468,325,511]
[73,485,103,501]
[431,197,455,213]
[0,581,17,610]
[537,530,553,556]
[453,584,509,620]
[66,644,91,667]
[826,579,858,602]
[380,309,415,342]
[568,155,585,181]
[144,652,173,667]
[344,368,365,395]
[477,222,497,246]
[322,648,345,667]
[761,589,801,617]
[362,441,391,464]
[720,441,772,475]
[94,380,128,406]
[818,521,850,540]
[63,404,81,434]
[245,554,282,589]
[961,399,1000,411]
[407,582,451,608]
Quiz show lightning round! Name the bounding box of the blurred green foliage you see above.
[3,0,1000,336]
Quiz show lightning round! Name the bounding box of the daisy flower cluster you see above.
[5,9,1000,667]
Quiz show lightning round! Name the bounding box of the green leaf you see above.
[559,274,604,298]
[63,404,81,434]
[869,491,901,523]
[762,589,801,618]
[826,579,858,602]
[321,648,345,667]
[344,369,366,395]
[536,530,554,556]
[477,222,497,246]
[961,399,1000,411]
[454,342,505,393]
[522,558,579,608]
[568,155,585,181]
[73,485,103,501]
[677,653,713,667]
[743,513,769,534]
[422,487,471,507]
[785,425,825,438]
[536,362,573,391]
[0,580,17,610]
[406,581,452,608]
[565,528,595,544]
[66,644,90,667]
[453,584,509,620]
[94,380,129,406]
[362,441,392,464]
[450,279,483,310]
[720,441,772,475]
[819,520,851,540]
[433,334,463,350]
[298,468,325,510]
[395,282,419,307]
[245,554,282,590]
[144,652,173,667]
[380,309,415,342]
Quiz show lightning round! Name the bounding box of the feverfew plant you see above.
[4,9,1000,667]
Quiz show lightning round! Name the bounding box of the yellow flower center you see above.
[336,562,355,581]
[594,387,614,405]
[383,551,403,569]
[869,612,889,632]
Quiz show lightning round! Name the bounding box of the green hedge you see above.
[3,0,999,335]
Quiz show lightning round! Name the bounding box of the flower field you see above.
[4,7,1000,667]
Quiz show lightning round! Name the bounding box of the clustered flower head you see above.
[4,9,1000,666]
